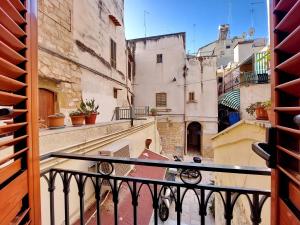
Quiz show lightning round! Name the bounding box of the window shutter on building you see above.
[0,0,40,224]
[271,0,300,224]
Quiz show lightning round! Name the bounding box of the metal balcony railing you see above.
[221,71,270,95]
[40,152,271,225]
[115,106,150,120]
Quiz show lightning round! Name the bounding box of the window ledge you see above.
[187,100,197,104]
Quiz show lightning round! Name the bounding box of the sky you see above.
[124,0,269,54]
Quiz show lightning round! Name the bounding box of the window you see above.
[156,93,167,107]
[113,88,118,99]
[189,92,195,101]
[128,61,132,81]
[110,39,117,68]
[226,45,231,49]
[156,54,163,63]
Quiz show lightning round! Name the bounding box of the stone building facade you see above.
[38,0,132,125]
[128,33,218,157]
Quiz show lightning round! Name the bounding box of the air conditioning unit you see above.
[89,140,132,191]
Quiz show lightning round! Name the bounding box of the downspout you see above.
[183,64,188,155]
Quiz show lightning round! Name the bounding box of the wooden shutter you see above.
[271,0,300,224]
[0,0,40,224]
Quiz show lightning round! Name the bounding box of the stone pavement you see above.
[149,157,215,225]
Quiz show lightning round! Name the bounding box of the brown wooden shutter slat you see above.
[277,145,300,161]
[0,109,27,120]
[274,0,298,12]
[0,57,27,78]
[271,0,300,223]
[275,25,300,54]
[0,147,28,166]
[278,166,300,186]
[0,135,28,150]
[275,0,300,32]
[9,0,27,13]
[0,171,28,223]
[0,0,40,223]
[277,125,300,136]
[0,0,26,25]
[0,75,27,91]
[0,24,26,51]
[0,158,21,184]
[11,208,31,225]
[0,91,27,106]
[0,41,27,64]
[0,122,27,136]
[276,52,300,75]
[275,78,300,96]
[0,7,26,38]
[275,107,300,114]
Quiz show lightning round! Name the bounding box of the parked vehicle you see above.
[158,155,202,221]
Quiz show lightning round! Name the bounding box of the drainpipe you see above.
[183,65,188,155]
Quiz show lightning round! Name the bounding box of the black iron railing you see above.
[40,152,271,225]
[221,71,270,95]
[115,106,150,120]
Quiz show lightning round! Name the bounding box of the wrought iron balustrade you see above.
[222,71,270,95]
[40,152,271,225]
[115,106,150,120]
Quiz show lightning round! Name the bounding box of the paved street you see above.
[149,157,215,225]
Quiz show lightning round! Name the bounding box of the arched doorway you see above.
[187,122,201,154]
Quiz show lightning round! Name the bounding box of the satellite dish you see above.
[248,27,255,39]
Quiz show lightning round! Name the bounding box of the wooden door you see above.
[39,88,55,126]
[0,0,40,224]
[270,0,300,224]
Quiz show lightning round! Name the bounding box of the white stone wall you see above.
[233,43,264,63]
[130,33,186,115]
[186,56,218,135]
[240,84,271,120]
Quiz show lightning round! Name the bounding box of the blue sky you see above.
[124,0,268,53]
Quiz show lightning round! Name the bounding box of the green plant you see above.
[150,108,157,115]
[48,113,65,118]
[246,102,264,116]
[262,99,271,109]
[69,110,83,117]
[79,98,99,115]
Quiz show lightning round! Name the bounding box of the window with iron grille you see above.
[189,92,195,101]
[157,54,163,63]
[110,39,117,68]
[156,93,167,107]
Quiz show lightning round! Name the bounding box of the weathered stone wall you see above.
[38,0,82,116]
[157,120,185,156]
[38,0,132,123]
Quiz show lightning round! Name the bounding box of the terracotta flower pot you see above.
[266,108,272,121]
[48,115,65,128]
[255,107,268,120]
[85,113,98,125]
[70,115,85,126]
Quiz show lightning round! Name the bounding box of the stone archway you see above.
[187,122,202,155]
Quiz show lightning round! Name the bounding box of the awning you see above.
[218,89,240,110]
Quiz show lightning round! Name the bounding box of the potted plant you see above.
[246,102,268,120]
[48,113,65,128]
[150,108,157,116]
[263,100,272,120]
[80,98,99,125]
[69,110,85,126]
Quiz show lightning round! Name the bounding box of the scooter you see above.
[158,155,202,221]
